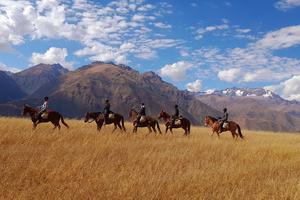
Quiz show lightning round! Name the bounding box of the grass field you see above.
[0,117,299,200]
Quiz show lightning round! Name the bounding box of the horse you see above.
[129,109,162,134]
[158,110,191,136]
[22,104,69,130]
[84,111,126,132]
[204,116,243,139]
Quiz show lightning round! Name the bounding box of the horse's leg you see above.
[112,124,117,133]
[147,125,152,134]
[116,122,123,132]
[165,125,168,134]
[152,124,157,134]
[230,130,236,139]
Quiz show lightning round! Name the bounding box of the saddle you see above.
[222,122,229,129]
[41,112,49,119]
[109,113,115,119]
[174,119,181,126]
[140,116,146,123]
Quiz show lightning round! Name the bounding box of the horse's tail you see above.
[60,115,69,129]
[121,116,126,132]
[187,121,191,134]
[237,124,243,139]
[156,120,162,134]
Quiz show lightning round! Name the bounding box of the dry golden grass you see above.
[0,117,300,200]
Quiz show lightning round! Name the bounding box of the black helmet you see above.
[44,96,49,101]
[223,108,227,112]
[175,104,178,108]
[141,102,144,105]
[105,99,109,103]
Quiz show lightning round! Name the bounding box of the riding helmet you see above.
[175,104,178,108]
[223,108,227,112]
[105,99,109,103]
[44,96,49,101]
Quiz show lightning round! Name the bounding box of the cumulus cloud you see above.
[0,0,179,64]
[160,61,193,81]
[254,25,300,50]
[0,62,21,73]
[31,47,74,70]
[186,80,202,92]
[275,0,300,11]
[265,75,300,101]
[218,68,242,82]
[195,24,229,40]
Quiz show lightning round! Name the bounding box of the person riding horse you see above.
[36,96,49,125]
[136,103,146,126]
[219,108,229,133]
[171,104,180,126]
[103,99,111,124]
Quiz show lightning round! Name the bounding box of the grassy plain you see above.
[0,117,299,200]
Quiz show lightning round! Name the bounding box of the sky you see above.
[0,0,300,101]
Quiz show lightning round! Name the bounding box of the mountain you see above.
[26,62,220,124]
[13,63,69,95]
[0,71,26,103]
[196,88,300,132]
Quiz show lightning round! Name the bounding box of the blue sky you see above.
[0,0,300,100]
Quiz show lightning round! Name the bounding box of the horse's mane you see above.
[206,116,218,122]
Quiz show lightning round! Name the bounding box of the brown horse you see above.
[84,112,126,132]
[158,110,191,135]
[204,116,243,139]
[129,109,162,134]
[22,104,69,130]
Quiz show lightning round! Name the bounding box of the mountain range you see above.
[195,88,300,132]
[0,62,220,125]
[0,62,299,132]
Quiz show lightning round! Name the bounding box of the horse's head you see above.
[204,116,216,127]
[158,110,165,119]
[22,104,34,116]
[129,108,137,119]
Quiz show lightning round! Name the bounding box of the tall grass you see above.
[0,117,299,199]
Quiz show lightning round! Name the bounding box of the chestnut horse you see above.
[84,112,126,132]
[204,116,243,139]
[22,104,69,130]
[129,109,161,134]
[158,110,190,136]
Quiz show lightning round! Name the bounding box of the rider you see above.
[171,104,180,126]
[136,103,146,125]
[103,99,111,124]
[36,96,49,124]
[219,108,229,133]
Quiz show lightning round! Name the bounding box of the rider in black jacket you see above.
[171,104,179,126]
[103,99,110,124]
[219,108,228,132]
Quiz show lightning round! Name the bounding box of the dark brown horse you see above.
[158,110,191,135]
[204,116,243,139]
[84,112,126,132]
[22,104,69,130]
[129,109,161,134]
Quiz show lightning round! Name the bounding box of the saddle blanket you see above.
[140,116,146,123]
[223,122,229,128]
[109,113,115,119]
[41,112,48,119]
[174,119,181,125]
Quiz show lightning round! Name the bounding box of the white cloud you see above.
[186,79,202,92]
[218,68,242,82]
[31,47,74,70]
[0,0,179,64]
[160,61,193,81]
[153,22,171,29]
[0,62,21,73]
[254,25,300,50]
[266,75,300,101]
[195,24,229,40]
[275,0,300,11]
